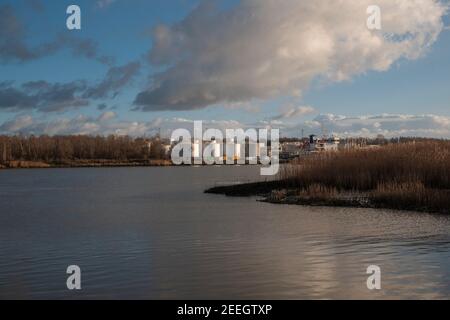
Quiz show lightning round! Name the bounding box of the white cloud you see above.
[271,105,316,120]
[294,113,450,138]
[0,114,248,137]
[97,111,117,122]
[0,115,34,132]
[2,112,450,139]
[135,0,447,111]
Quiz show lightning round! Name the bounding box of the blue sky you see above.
[0,0,449,137]
[0,0,200,120]
[304,31,450,117]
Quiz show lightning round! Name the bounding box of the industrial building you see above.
[308,135,340,152]
[168,139,271,164]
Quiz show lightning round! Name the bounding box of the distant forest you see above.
[1,135,446,166]
[0,135,169,164]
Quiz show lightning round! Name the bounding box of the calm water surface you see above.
[0,166,449,299]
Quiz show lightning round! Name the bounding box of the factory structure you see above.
[153,130,381,164]
[171,139,272,164]
[308,135,340,152]
[158,134,343,164]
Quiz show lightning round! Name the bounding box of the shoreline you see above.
[0,161,267,170]
[0,159,173,170]
[204,141,450,215]
[205,182,450,215]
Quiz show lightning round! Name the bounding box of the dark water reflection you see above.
[0,166,449,299]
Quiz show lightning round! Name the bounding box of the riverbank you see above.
[206,182,450,214]
[206,141,450,214]
[0,159,172,169]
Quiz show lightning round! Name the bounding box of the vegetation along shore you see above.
[206,140,450,214]
[0,135,172,169]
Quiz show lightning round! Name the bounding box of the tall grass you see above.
[279,141,450,213]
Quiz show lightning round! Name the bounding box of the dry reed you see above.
[279,141,450,213]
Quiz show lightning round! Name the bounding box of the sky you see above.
[0,0,450,138]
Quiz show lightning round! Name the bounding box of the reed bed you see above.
[278,141,450,213]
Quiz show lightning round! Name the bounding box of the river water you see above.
[0,166,449,299]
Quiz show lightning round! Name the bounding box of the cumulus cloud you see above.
[0,113,247,137]
[271,105,316,120]
[0,115,34,132]
[0,4,113,65]
[97,111,117,122]
[0,62,139,112]
[0,80,88,112]
[296,113,450,138]
[84,62,140,99]
[2,112,450,139]
[134,0,447,111]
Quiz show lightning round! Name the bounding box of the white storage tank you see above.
[213,141,221,158]
[225,143,235,162]
[192,140,201,158]
[234,143,241,160]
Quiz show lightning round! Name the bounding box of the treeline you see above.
[0,135,169,164]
